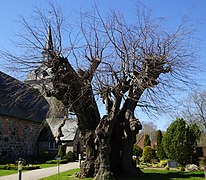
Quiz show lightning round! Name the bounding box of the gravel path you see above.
[0,161,80,180]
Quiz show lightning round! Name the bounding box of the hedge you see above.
[46,159,68,164]
[0,164,40,170]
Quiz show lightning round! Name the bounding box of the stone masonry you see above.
[0,114,41,161]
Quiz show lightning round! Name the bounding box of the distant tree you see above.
[156,130,162,144]
[136,122,157,142]
[186,123,201,164]
[162,118,201,165]
[142,146,155,163]
[57,144,66,158]
[156,130,166,160]
[144,134,151,147]
[177,91,206,133]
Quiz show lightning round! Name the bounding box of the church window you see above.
[49,141,59,150]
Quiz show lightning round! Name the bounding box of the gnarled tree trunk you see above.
[120,117,142,176]
[50,57,100,178]
[77,130,96,178]
[109,112,143,178]
[94,115,115,180]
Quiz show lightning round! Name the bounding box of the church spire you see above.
[42,23,54,62]
[45,24,53,51]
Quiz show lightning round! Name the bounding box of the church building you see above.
[0,24,83,162]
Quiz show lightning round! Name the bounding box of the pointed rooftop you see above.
[45,24,53,51]
[42,23,54,62]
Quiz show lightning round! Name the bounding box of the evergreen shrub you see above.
[62,151,76,162]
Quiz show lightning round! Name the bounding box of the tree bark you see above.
[50,57,101,178]
[110,112,143,178]
[110,123,122,174]
[77,130,96,178]
[94,115,118,180]
[74,98,100,177]
[120,117,143,176]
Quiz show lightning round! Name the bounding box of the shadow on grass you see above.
[118,171,204,180]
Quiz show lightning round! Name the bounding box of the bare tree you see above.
[0,3,200,180]
[136,122,157,142]
[176,91,206,133]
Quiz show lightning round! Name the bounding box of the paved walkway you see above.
[0,161,80,180]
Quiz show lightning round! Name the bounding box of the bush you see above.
[139,162,148,169]
[178,166,185,172]
[43,151,49,160]
[59,159,69,164]
[23,165,40,170]
[152,163,159,168]
[46,159,68,164]
[144,134,151,147]
[165,166,170,171]
[143,146,156,163]
[162,118,201,165]
[0,165,6,170]
[46,160,57,164]
[62,151,76,162]
[57,145,66,158]
[133,145,143,165]
[0,164,40,170]
[151,158,158,164]
[159,160,168,167]
[133,145,142,158]
[156,130,167,160]
[0,164,17,170]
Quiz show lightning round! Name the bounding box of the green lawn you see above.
[0,170,18,177]
[38,163,58,169]
[0,163,57,177]
[40,169,205,180]
[140,169,205,180]
[40,168,92,180]
[1,167,205,179]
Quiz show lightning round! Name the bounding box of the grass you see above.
[0,170,18,177]
[40,168,92,180]
[40,168,205,180]
[0,163,57,177]
[140,169,205,180]
[38,163,58,169]
[0,166,205,179]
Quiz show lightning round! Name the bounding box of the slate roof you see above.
[0,71,49,123]
[38,118,78,141]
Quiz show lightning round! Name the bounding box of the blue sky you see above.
[0,0,206,130]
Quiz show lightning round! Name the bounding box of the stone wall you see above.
[0,114,41,162]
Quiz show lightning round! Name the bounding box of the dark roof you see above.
[0,71,49,123]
